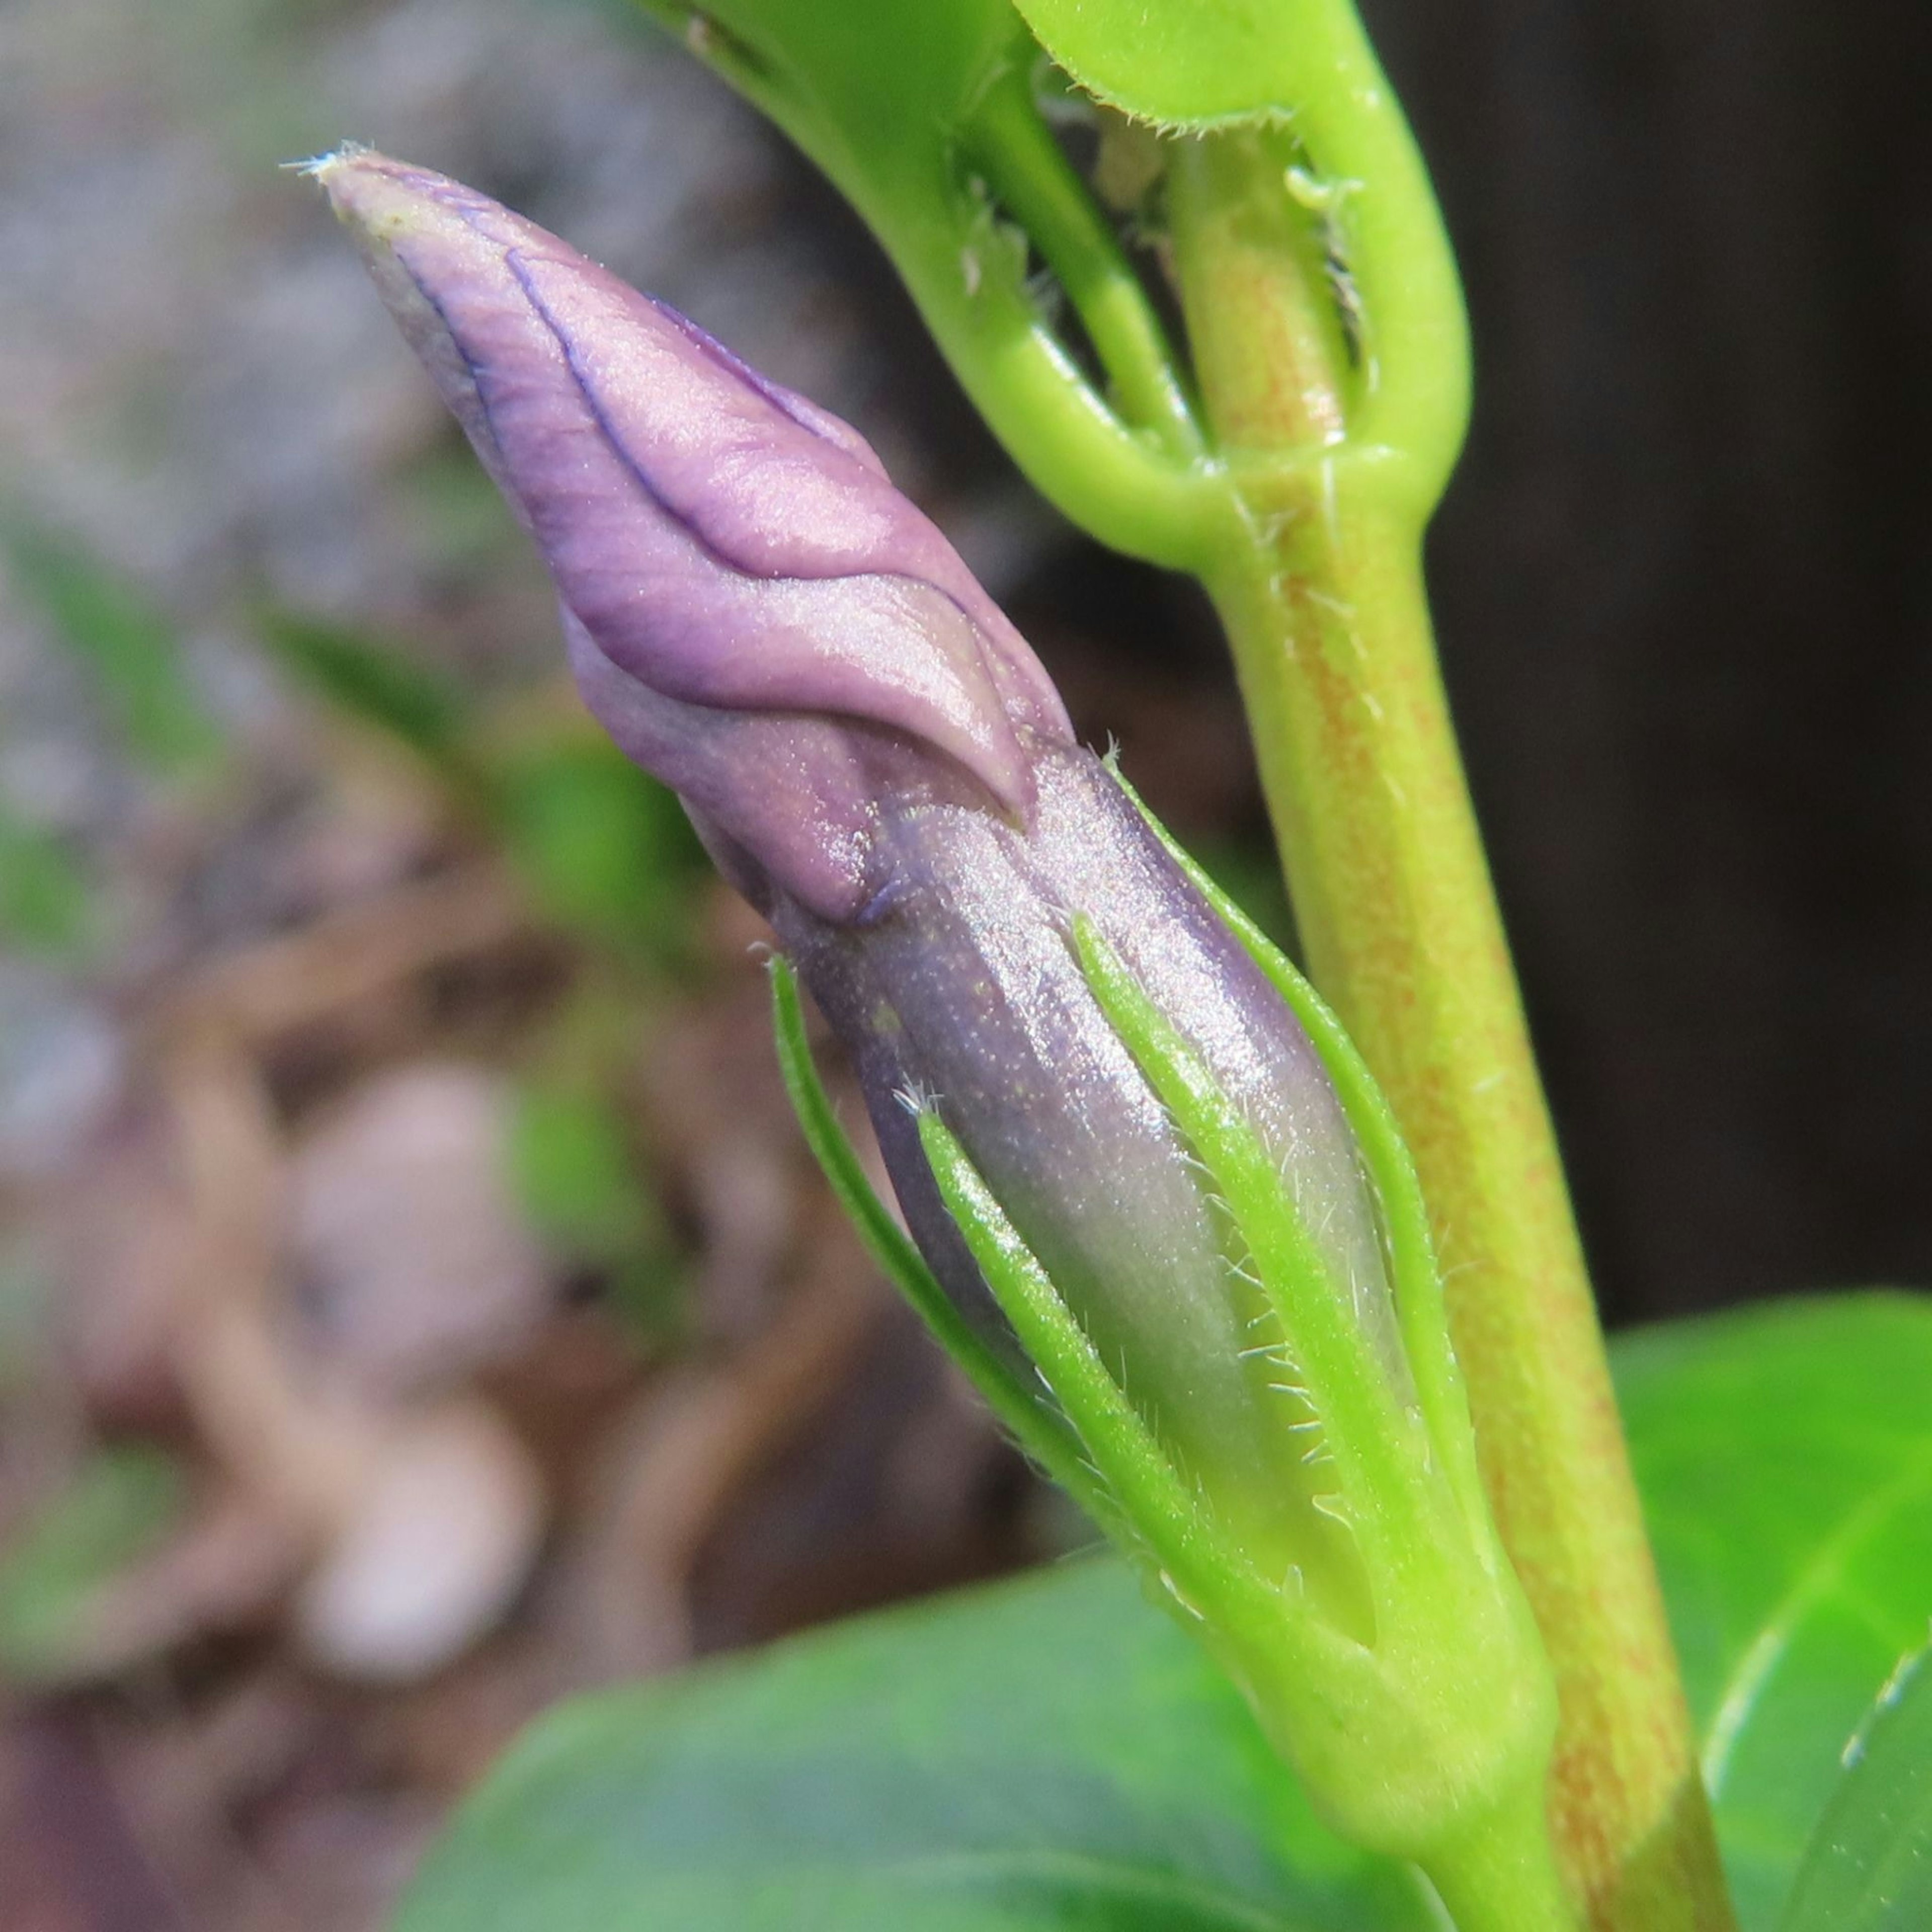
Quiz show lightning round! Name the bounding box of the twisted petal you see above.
[316,148,1072,918]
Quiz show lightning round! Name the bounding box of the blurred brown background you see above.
[0,0,1926,1925]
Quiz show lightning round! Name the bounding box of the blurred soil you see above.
[0,2,1277,1925]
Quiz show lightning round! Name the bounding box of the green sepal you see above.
[914,1101,1299,1639]
[1110,771,1490,1546]
[1068,912,1426,1566]
[1054,831,1557,1872]
[767,955,1091,1502]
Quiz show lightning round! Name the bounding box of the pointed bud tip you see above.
[299,146,454,245]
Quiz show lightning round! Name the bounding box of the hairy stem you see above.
[1164,93,1735,1932]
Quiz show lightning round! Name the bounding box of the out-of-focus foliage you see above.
[0,800,95,959]
[508,1074,682,1334]
[259,611,471,772]
[1777,1645,1932,1932]
[0,1444,191,1684]
[391,1294,1932,1932]
[1619,1296,1932,1930]
[264,602,705,964]
[398,1553,1430,1932]
[7,529,225,781]
[487,730,701,964]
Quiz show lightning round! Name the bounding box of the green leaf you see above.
[506,1076,682,1333]
[508,1082,651,1257]
[487,733,701,957]
[1619,1293,1932,1931]
[395,1555,1430,1932]
[0,801,95,958]
[258,608,470,770]
[394,1293,1932,1932]
[7,530,224,779]
[1778,1647,1932,1932]
[1006,0,1340,130]
[0,1443,189,1683]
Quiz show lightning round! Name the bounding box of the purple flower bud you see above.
[322,151,1560,1876]
[314,148,1072,924]
[320,150,1401,1615]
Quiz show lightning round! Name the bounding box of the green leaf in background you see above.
[6,529,224,780]
[1777,1646,1932,1932]
[1619,1294,1932,1930]
[488,733,701,959]
[258,608,470,772]
[509,1081,652,1259]
[0,800,96,958]
[256,606,706,960]
[396,1554,1432,1932]
[393,440,526,575]
[0,1443,190,1684]
[392,1294,1932,1932]
[507,1076,681,1333]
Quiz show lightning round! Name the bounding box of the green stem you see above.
[662,1,1218,569]
[966,73,1204,460]
[902,236,1215,568]
[1424,1778,1578,1932]
[1163,77,1736,1932]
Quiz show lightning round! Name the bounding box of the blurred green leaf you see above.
[509,1081,651,1258]
[258,608,470,770]
[0,1444,190,1683]
[258,606,705,963]
[489,734,701,959]
[391,1292,1932,1931]
[7,531,223,779]
[395,441,525,574]
[1620,1294,1932,1930]
[507,1075,680,1330]
[395,1555,1428,1932]
[0,801,95,958]
[1778,1646,1932,1932]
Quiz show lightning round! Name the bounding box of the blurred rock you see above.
[289,1061,550,1396]
[294,1397,543,1683]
